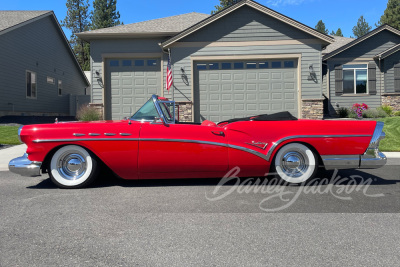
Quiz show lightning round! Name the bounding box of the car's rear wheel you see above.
[49,145,98,189]
[273,143,318,184]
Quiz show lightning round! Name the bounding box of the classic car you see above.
[9,95,387,189]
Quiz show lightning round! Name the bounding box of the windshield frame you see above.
[129,95,175,124]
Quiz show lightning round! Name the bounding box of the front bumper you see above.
[9,154,42,177]
[322,121,387,170]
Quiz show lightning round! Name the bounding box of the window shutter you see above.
[334,65,343,96]
[394,62,400,92]
[368,61,377,95]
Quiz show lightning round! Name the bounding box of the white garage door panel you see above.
[195,60,298,122]
[106,59,161,120]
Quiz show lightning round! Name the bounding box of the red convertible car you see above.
[9,95,386,189]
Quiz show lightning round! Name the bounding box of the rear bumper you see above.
[322,121,387,170]
[8,154,42,177]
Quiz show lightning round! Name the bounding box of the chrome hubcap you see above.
[57,153,87,180]
[281,151,308,178]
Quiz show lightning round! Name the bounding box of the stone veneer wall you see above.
[175,102,193,122]
[302,99,324,120]
[382,93,400,112]
[88,103,104,119]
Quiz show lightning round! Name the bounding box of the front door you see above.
[138,123,228,178]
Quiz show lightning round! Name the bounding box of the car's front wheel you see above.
[49,145,98,189]
[273,143,318,184]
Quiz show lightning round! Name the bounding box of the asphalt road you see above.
[1,160,400,266]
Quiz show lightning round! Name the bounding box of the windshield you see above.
[130,99,159,121]
[159,102,175,123]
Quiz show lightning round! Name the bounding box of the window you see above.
[147,59,157,66]
[135,60,144,66]
[284,61,295,68]
[246,62,257,69]
[271,61,282,68]
[110,60,119,67]
[259,62,269,69]
[209,63,219,70]
[234,62,244,69]
[122,60,132,66]
[47,76,55,84]
[58,80,62,96]
[197,64,207,70]
[26,71,37,98]
[343,64,368,94]
[221,63,232,69]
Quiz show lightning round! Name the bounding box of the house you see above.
[77,0,399,122]
[0,11,90,117]
[323,24,400,115]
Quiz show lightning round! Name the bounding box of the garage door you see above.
[194,59,298,122]
[106,59,161,120]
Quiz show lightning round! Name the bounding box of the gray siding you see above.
[384,50,400,93]
[181,6,317,42]
[326,30,400,114]
[0,15,87,115]
[90,38,164,104]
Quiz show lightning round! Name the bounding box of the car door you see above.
[138,123,228,178]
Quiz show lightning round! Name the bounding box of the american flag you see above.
[166,52,173,91]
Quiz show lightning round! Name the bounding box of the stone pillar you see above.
[88,103,104,119]
[302,99,324,120]
[175,102,193,122]
[382,93,400,111]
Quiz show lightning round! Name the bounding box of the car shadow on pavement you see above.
[27,168,400,189]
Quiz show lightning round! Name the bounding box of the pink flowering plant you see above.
[351,103,368,118]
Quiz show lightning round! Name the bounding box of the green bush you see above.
[376,107,389,118]
[394,111,400,116]
[347,110,358,119]
[337,107,349,118]
[362,109,379,118]
[380,105,393,116]
[76,105,102,121]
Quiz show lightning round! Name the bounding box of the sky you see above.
[1,0,388,39]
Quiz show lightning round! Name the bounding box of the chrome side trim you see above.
[228,144,269,161]
[33,138,140,143]
[89,133,101,136]
[321,155,360,170]
[73,133,85,137]
[120,133,132,136]
[265,134,372,161]
[9,153,42,177]
[104,133,116,136]
[360,122,387,169]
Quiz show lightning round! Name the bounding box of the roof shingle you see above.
[0,11,51,32]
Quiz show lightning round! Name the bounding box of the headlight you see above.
[18,125,24,143]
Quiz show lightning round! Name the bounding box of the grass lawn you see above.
[374,117,400,152]
[0,126,21,145]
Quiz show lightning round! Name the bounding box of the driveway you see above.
[0,156,399,266]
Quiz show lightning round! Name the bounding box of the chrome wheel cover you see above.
[280,151,309,178]
[57,152,87,180]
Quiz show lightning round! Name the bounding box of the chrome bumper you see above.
[8,154,42,177]
[322,121,387,170]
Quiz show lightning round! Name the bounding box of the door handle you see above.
[212,131,225,136]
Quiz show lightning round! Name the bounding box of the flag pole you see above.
[168,48,174,101]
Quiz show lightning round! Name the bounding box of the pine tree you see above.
[315,20,328,34]
[335,28,343,37]
[91,0,122,30]
[378,0,400,29]
[61,0,91,71]
[212,0,244,14]
[352,16,372,38]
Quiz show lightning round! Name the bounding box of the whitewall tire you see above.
[274,143,318,183]
[49,145,98,189]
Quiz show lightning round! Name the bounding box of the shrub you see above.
[347,110,358,119]
[351,103,368,119]
[76,105,102,121]
[394,111,400,116]
[362,109,379,118]
[380,105,393,116]
[337,107,349,118]
[376,107,389,118]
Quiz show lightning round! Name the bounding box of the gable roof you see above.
[161,0,334,48]
[77,12,209,40]
[323,24,400,60]
[322,36,355,55]
[0,11,89,86]
[374,43,400,59]
[0,10,51,34]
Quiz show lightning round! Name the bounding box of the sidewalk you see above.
[0,144,399,172]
